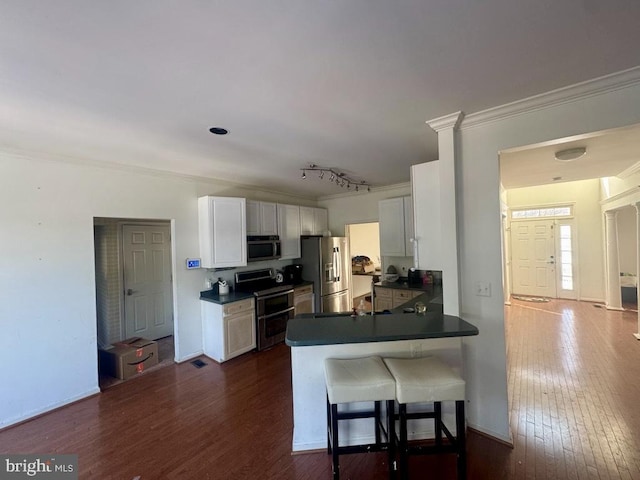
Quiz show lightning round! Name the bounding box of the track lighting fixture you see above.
[300,164,371,192]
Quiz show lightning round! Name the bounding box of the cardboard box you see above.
[352,262,375,274]
[99,337,159,380]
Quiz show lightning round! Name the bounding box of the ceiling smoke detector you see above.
[554,147,586,161]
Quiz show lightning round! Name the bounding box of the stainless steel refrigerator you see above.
[299,236,352,313]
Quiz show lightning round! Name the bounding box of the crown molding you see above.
[461,66,640,130]
[600,185,640,208]
[0,145,318,203]
[317,181,411,201]
[426,111,464,132]
[617,160,640,179]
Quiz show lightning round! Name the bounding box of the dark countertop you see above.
[200,280,314,304]
[285,288,476,347]
[200,289,254,305]
[285,309,478,347]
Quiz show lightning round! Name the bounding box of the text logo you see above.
[0,455,77,480]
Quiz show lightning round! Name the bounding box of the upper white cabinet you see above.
[246,201,278,236]
[277,203,302,260]
[198,196,247,268]
[379,196,413,256]
[300,206,328,236]
[411,160,442,270]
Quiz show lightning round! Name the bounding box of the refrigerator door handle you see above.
[335,246,341,282]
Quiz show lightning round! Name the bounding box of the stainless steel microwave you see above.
[247,235,281,262]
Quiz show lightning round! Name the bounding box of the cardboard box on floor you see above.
[99,337,159,380]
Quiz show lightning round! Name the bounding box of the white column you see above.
[604,210,623,311]
[426,112,464,316]
[634,203,640,339]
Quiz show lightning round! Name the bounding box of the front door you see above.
[510,219,557,298]
[122,224,173,340]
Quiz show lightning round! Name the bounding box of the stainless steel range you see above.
[235,268,294,351]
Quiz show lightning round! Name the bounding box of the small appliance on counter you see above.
[218,279,230,295]
[283,264,303,284]
[407,268,423,286]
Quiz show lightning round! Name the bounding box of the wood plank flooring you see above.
[1,299,639,479]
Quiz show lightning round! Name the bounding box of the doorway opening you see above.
[499,123,640,308]
[94,218,175,389]
[345,222,381,310]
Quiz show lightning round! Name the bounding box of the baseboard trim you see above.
[0,387,101,431]
[467,426,514,448]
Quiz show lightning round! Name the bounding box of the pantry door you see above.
[510,219,557,298]
[122,224,174,340]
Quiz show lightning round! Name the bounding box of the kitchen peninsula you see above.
[285,290,478,452]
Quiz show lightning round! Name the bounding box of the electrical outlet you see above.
[475,281,491,297]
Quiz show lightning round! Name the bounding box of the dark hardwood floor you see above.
[1,299,639,479]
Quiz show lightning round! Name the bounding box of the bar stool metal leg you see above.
[331,402,340,480]
[434,401,443,448]
[456,400,467,480]
[324,356,397,480]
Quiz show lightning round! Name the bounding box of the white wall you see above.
[506,179,605,301]
[456,79,640,442]
[347,222,380,266]
[318,184,411,235]
[0,153,315,428]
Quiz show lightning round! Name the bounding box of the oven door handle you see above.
[260,306,295,320]
[258,289,294,301]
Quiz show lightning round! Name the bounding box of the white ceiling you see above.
[1,1,640,198]
[500,123,640,189]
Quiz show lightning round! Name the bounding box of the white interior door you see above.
[123,224,173,340]
[510,219,557,298]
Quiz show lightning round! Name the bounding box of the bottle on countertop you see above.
[357,299,367,316]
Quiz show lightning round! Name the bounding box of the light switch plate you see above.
[475,281,491,297]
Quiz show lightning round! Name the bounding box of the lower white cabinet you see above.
[202,298,256,362]
[374,286,422,310]
[294,284,314,315]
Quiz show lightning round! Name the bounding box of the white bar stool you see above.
[383,356,467,480]
[325,356,397,480]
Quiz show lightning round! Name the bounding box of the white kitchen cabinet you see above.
[198,196,247,268]
[246,200,278,236]
[379,196,412,256]
[294,284,314,315]
[374,286,422,310]
[277,203,301,260]
[202,297,256,362]
[411,160,442,270]
[300,206,328,236]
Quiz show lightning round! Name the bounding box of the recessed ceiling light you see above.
[209,127,229,135]
[555,147,586,161]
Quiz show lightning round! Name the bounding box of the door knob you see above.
[126,289,135,296]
